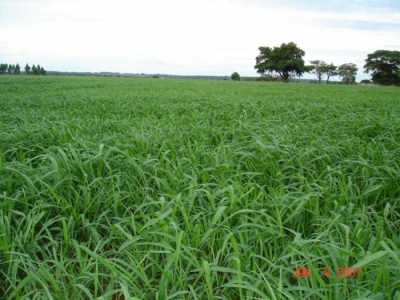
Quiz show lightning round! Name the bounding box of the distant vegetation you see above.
[2,45,398,85]
[360,79,372,84]
[309,60,338,84]
[45,71,233,80]
[231,72,240,81]
[0,63,21,75]
[254,42,399,85]
[364,50,400,86]
[0,63,46,75]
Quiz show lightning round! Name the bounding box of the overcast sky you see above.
[1,0,399,80]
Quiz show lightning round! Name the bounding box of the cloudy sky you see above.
[0,0,399,80]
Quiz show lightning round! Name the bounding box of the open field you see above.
[0,76,399,299]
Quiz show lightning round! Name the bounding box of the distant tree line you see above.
[308,61,358,85]
[0,63,21,75]
[253,42,400,86]
[24,63,47,75]
[0,63,46,75]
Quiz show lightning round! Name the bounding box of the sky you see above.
[0,0,399,81]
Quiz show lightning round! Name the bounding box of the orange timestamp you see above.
[335,267,362,278]
[292,267,362,278]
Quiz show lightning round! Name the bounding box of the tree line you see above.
[253,42,400,85]
[0,63,46,75]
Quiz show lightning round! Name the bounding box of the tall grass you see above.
[0,76,399,299]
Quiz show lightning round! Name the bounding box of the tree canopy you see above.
[338,63,358,85]
[25,63,31,75]
[320,63,338,84]
[0,64,8,74]
[231,72,240,81]
[310,60,326,84]
[255,42,311,83]
[364,50,400,85]
[0,62,44,75]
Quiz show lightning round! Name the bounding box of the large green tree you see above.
[255,42,311,83]
[364,50,400,85]
[338,63,358,85]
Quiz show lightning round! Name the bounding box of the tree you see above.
[40,67,46,75]
[364,50,400,85]
[25,63,31,75]
[37,64,41,75]
[9,64,15,75]
[320,63,338,84]
[31,65,38,75]
[0,63,8,74]
[310,60,326,84]
[338,63,358,85]
[14,63,21,75]
[231,72,240,81]
[255,42,311,83]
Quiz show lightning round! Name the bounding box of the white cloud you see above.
[0,0,399,80]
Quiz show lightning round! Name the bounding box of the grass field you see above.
[0,76,399,300]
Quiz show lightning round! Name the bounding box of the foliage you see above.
[0,63,21,75]
[31,64,38,75]
[259,74,279,81]
[364,50,400,86]
[309,60,326,84]
[241,74,280,82]
[24,63,31,75]
[360,79,372,84]
[231,72,240,81]
[255,42,311,83]
[0,63,8,74]
[308,60,338,84]
[7,64,14,74]
[338,63,358,85]
[0,63,46,75]
[14,63,21,75]
[0,76,399,299]
[320,63,338,84]
[25,64,46,75]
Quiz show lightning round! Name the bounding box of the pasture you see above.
[0,76,399,299]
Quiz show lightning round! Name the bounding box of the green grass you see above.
[0,76,399,300]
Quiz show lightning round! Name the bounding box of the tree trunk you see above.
[326,75,331,84]
[283,74,289,83]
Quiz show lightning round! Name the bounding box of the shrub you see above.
[360,79,372,84]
